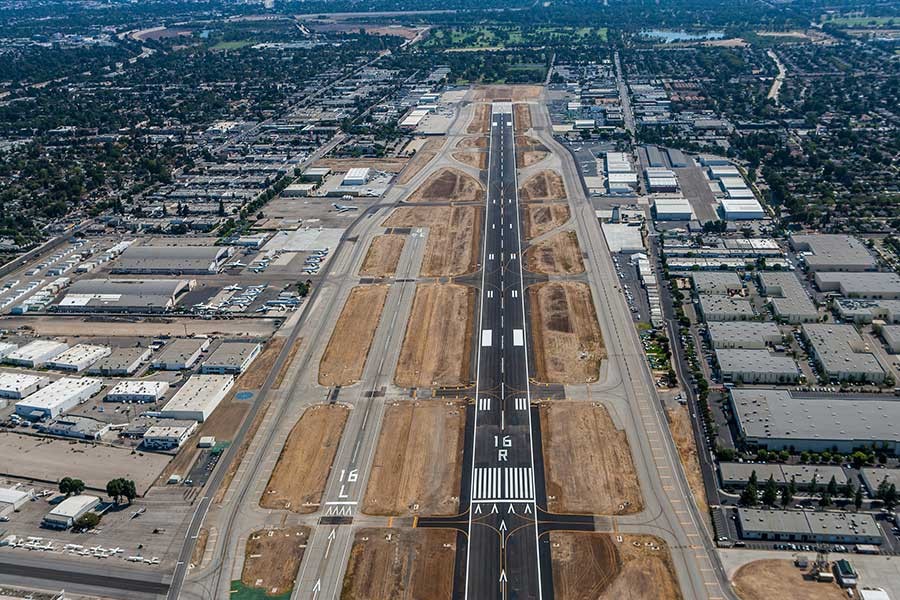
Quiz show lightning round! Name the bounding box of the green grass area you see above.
[229,581,292,600]
[821,16,898,27]
[211,40,255,50]
[425,25,607,49]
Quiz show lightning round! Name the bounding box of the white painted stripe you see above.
[510,253,516,260]
[477,397,491,411]
[487,290,494,298]
[513,329,524,346]
[481,330,492,347]
[511,289,518,298]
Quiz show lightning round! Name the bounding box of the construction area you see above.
[363,399,466,516]
[359,235,406,278]
[238,526,310,597]
[260,404,349,513]
[340,528,457,600]
[732,559,849,600]
[523,204,571,239]
[518,169,567,202]
[524,231,586,275]
[395,284,475,388]
[407,167,485,204]
[528,281,605,384]
[541,402,643,515]
[382,206,482,277]
[319,285,389,387]
[550,532,682,600]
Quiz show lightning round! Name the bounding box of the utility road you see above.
[465,102,543,600]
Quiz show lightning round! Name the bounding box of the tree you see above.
[762,475,779,506]
[854,486,864,511]
[819,492,832,508]
[740,482,759,506]
[75,512,100,530]
[807,473,818,495]
[780,484,793,507]
[106,478,137,505]
[826,475,839,498]
[877,480,898,509]
[60,477,85,497]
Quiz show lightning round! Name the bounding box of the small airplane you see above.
[332,203,358,213]
[302,268,318,274]
[224,284,243,292]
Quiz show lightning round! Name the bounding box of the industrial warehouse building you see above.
[4,340,68,368]
[790,234,877,272]
[691,272,743,295]
[860,468,900,497]
[42,495,100,530]
[159,374,234,422]
[15,377,102,419]
[737,508,882,544]
[341,167,371,186]
[0,342,18,360]
[881,325,900,353]
[142,421,198,450]
[46,344,111,373]
[0,486,34,518]
[714,349,800,384]
[698,294,755,321]
[56,279,192,313]
[200,342,261,374]
[653,196,693,220]
[814,272,900,300]
[0,372,50,399]
[88,347,152,376]
[105,380,169,403]
[758,272,819,324]
[835,299,900,325]
[38,415,110,440]
[802,323,885,383]
[730,388,900,452]
[720,197,765,220]
[111,245,230,275]
[152,338,211,370]
[719,463,847,489]
[707,321,783,349]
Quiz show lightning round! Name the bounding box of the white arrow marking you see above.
[491,504,498,514]
[524,504,533,514]
[312,579,321,600]
[324,528,337,558]
[474,504,482,515]
[499,569,507,582]
[507,504,516,514]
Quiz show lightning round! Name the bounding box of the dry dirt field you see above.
[360,234,406,278]
[474,85,542,101]
[467,103,491,134]
[341,528,456,600]
[397,137,444,185]
[363,399,466,516]
[516,135,550,168]
[541,402,643,514]
[529,281,605,384]
[667,405,709,516]
[241,526,310,596]
[457,136,487,149]
[408,167,484,203]
[525,231,585,275]
[395,284,474,388]
[260,404,349,513]
[519,169,566,202]
[313,157,409,173]
[514,103,533,133]
[551,533,681,600]
[452,151,488,170]
[383,206,482,277]
[319,285,389,387]
[732,560,848,600]
[523,203,571,240]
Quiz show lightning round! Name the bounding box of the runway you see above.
[463,102,544,600]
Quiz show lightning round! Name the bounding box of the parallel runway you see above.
[463,102,544,600]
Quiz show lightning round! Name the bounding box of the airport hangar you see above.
[55,279,193,313]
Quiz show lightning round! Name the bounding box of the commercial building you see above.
[691,272,742,295]
[0,372,50,399]
[0,486,34,518]
[105,380,169,403]
[718,463,847,488]
[38,415,110,440]
[698,294,755,321]
[142,421,198,450]
[0,342,18,360]
[14,377,103,420]
[4,340,68,368]
[715,349,800,384]
[790,234,877,272]
[758,272,819,324]
[859,468,900,497]
[112,245,230,275]
[42,495,100,530]
[880,325,900,353]
[601,223,644,253]
[57,279,192,313]
[46,344,111,373]
[802,323,885,384]
[301,166,331,182]
[200,341,262,374]
[707,321,783,349]
[282,182,317,197]
[737,508,882,544]
[152,338,211,370]
[341,168,371,186]
[720,197,765,220]
[835,299,900,325]
[730,388,900,452]
[814,272,900,300]
[88,347,152,376]
[159,374,234,422]
[646,167,679,193]
[653,195,693,220]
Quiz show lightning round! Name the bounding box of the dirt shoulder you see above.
[397,137,444,185]
[541,401,643,515]
[525,231,585,275]
[383,206,482,277]
[319,284,389,387]
[363,399,466,516]
[395,283,474,388]
[666,404,709,517]
[468,103,490,134]
[519,169,566,202]
[529,281,605,384]
[407,167,484,203]
[514,103,533,133]
[241,526,310,596]
[732,559,848,600]
[260,404,349,513]
[523,203,571,240]
[359,234,406,278]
